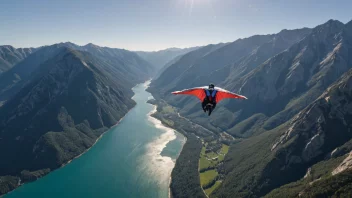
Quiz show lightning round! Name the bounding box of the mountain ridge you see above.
[0,44,152,195]
[0,42,154,104]
[0,45,36,74]
[135,46,201,70]
[148,18,352,197]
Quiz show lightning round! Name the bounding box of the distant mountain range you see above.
[135,46,201,70]
[0,46,36,74]
[150,19,352,197]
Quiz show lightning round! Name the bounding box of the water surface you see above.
[5,82,184,198]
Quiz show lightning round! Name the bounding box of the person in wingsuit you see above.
[172,84,247,116]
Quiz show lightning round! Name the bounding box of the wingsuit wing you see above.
[171,87,206,101]
[215,88,247,103]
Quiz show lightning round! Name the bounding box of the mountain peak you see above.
[0,45,16,51]
[326,19,343,24]
[84,43,100,48]
[345,19,352,31]
[316,19,344,30]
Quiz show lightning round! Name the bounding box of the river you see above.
[5,82,185,198]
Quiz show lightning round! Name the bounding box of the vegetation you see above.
[204,181,222,196]
[145,19,352,198]
[0,176,18,195]
[20,169,51,183]
[147,99,215,198]
[218,144,229,161]
[200,170,218,187]
[266,168,352,198]
[302,169,352,197]
[170,135,206,198]
[198,142,229,196]
[0,47,151,196]
[227,113,267,137]
[199,143,229,172]
[211,124,286,197]
[199,146,217,171]
[265,155,346,197]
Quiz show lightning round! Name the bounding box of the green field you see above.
[199,143,230,195]
[205,181,222,196]
[200,169,218,186]
[161,105,175,113]
[199,144,230,170]
[218,144,229,161]
[207,151,218,159]
[220,144,229,154]
[161,118,174,126]
[199,146,217,170]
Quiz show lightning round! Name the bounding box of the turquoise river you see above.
[5,82,185,198]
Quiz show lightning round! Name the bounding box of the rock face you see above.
[215,20,352,197]
[332,152,352,175]
[227,20,349,129]
[210,68,352,198]
[0,44,153,195]
[0,45,36,73]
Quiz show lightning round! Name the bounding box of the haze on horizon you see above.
[1,0,351,51]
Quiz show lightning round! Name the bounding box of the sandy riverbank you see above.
[144,82,186,198]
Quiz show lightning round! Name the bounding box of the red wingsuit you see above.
[172,86,247,116]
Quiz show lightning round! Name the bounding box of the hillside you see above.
[214,67,352,197]
[0,45,153,195]
[149,26,313,135]
[149,19,352,197]
[0,43,154,103]
[0,45,36,74]
[135,46,200,70]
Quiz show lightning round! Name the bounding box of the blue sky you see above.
[1,0,351,51]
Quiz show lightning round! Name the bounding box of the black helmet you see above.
[209,84,215,89]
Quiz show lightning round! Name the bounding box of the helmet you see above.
[209,83,215,90]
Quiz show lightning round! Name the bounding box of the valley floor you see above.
[199,142,229,196]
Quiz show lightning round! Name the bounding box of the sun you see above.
[182,0,208,15]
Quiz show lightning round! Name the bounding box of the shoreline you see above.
[2,82,144,197]
[3,80,185,198]
[61,106,133,167]
[147,105,186,198]
[3,106,135,197]
[144,84,186,198]
[59,80,150,167]
[4,103,136,198]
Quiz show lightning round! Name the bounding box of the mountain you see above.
[149,42,228,92]
[135,46,200,70]
[63,42,155,79]
[0,45,36,74]
[0,48,140,195]
[149,19,352,197]
[0,42,155,195]
[220,19,350,137]
[0,42,154,103]
[149,26,312,134]
[150,28,311,98]
[214,67,352,197]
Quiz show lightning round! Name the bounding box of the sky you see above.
[1,0,352,51]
